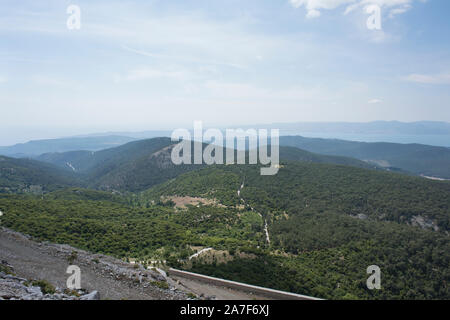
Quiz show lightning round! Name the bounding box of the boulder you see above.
[80,290,100,300]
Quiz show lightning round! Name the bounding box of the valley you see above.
[0,137,449,299]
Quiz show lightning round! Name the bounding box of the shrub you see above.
[67,251,78,264]
[64,288,81,297]
[0,263,13,275]
[187,292,197,299]
[151,280,169,290]
[32,280,56,295]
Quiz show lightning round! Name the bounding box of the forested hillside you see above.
[0,190,264,265]
[278,146,380,170]
[36,137,174,174]
[0,137,449,299]
[0,155,82,194]
[138,162,449,299]
[34,138,203,191]
[280,136,450,178]
[33,138,384,192]
[141,162,450,231]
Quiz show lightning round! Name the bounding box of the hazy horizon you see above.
[1,0,450,143]
[2,120,450,147]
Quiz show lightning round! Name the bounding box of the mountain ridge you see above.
[279,136,450,178]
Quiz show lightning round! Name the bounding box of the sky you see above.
[1,0,450,144]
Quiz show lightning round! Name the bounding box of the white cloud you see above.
[368,98,382,104]
[290,0,355,18]
[121,45,246,70]
[1,4,301,73]
[202,80,324,101]
[0,76,7,83]
[113,67,188,83]
[306,9,322,18]
[366,29,395,43]
[31,75,68,87]
[290,0,423,18]
[349,1,420,19]
[403,73,450,85]
[388,4,412,18]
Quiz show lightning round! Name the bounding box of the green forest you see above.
[0,138,449,299]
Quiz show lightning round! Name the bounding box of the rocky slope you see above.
[0,265,100,300]
[0,227,187,300]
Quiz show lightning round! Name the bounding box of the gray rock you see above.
[411,215,439,231]
[0,280,29,299]
[152,273,166,282]
[80,290,100,300]
[22,293,43,300]
[27,286,43,297]
[4,274,27,282]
